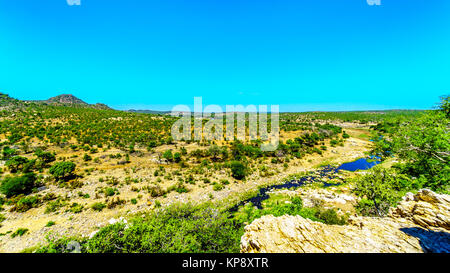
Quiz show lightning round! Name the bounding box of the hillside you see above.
[0,93,111,110]
[47,94,87,105]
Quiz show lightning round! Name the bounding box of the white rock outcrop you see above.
[241,189,450,253]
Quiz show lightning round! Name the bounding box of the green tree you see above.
[438,95,449,118]
[83,154,92,161]
[392,109,449,192]
[208,145,221,161]
[353,167,399,216]
[230,161,247,180]
[173,152,182,163]
[2,146,17,160]
[5,156,29,173]
[0,173,37,197]
[34,149,56,164]
[49,161,76,181]
[163,150,173,162]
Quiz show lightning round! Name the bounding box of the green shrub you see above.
[2,146,17,160]
[173,152,182,163]
[34,149,56,165]
[353,167,402,216]
[83,154,92,161]
[314,208,347,225]
[49,161,76,181]
[45,199,65,214]
[11,228,28,238]
[35,236,87,253]
[5,156,29,173]
[230,161,247,180]
[104,187,117,197]
[163,150,173,162]
[68,203,83,213]
[0,173,37,197]
[213,183,224,191]
[12,196,40,212]
[91,202,106,212]
[86,203,242,253]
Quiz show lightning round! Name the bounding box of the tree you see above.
[5,156,29,173]
[163,150,173,162]
[173,152,182,163]
[230,161,247,180]
[0,173,37,197]
[34,149,56,164]
[49,161,76,181]
[83,154,92,161]
[353,167,399,216]
[392,108,449,192]
[2,146,17,159]
[208,145,221,161]
[438,95,449,118]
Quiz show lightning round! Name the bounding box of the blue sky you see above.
[1,0,449,111]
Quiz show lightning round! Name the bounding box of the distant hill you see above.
[47,94,88,105]
[0,93,21,107]
[0,92,112,110]
[44,94,112,109]
[127,109,171,115]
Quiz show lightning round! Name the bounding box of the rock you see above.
[108,217,127,225]
[390,189,450,230]
[241,190,450,253]
[36,186,47,192]
[88,230,99,239]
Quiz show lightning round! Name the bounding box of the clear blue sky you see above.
[1,0,449,111]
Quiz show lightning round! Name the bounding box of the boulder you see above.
[241,189,450,253]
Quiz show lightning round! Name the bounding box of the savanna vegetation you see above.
[0,93,448,253]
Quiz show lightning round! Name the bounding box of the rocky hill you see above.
[241,189,450,253]
[0,93,111,110]
[47,94,88,105]
[0,93,20,107]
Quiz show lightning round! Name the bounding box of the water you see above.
[336,156,381,172]
[229,157,381,212]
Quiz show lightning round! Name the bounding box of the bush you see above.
[314,208,347,225]
[5,156,29,173]
[230,161,247,180]
[2,146,17,159]
[173,152,182,163]
[49,161,76,181]
[34,149,56,164]
[11,196,40,212]
[104,187,117,197]
[353,167,402,216]
[85,203,242,253]
[11,228,28,238]
[91,202,107,212]
[68,203,84,213]
[163,150,173,162]
[0,173,37,197]
[213,183,224,191]
[45,199,65,214]
[83,154,92,161]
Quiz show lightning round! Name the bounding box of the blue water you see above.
[336,157,381,172]
[229,157,381,212]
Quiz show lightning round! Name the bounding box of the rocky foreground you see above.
[241,189,450,253]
